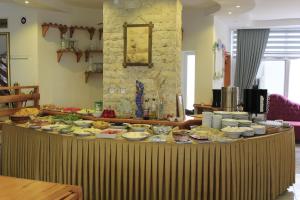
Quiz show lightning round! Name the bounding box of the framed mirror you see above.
[123,22,153,68]
[0,32,10,87]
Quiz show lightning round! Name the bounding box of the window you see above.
[288,59,300,103]
[257,60,286,96]
[182,52,195,110]
[257,59,300,104]
[232,28,300,104]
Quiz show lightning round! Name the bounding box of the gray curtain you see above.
[234,29,270,102]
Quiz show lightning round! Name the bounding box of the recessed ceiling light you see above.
[25,0,30,4]
[236,5,241,8]
[228,11,232,15]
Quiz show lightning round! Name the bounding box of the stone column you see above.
[103,0,182,117]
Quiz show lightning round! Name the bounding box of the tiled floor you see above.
[276,145,300,200]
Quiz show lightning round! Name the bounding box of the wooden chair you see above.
[0,86,40,117]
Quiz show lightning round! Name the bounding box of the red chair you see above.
[267,94,300,142]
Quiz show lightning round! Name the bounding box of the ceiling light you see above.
[25,0,30,4]
[228,11,232,15]
[236,5,240,8]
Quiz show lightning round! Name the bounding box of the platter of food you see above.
[122,132,150,141]
[95,129,126,139]
[73,120,93,128]
[93,121,110,129]
[10,108,40,124]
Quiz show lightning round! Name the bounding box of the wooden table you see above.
[0,176,82,200]
[1,124,295,200]
[193,104,222,114]
[41,109,202,129]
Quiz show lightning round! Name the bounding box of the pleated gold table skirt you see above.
[1,124,295,200]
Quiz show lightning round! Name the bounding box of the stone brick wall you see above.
[103,0,182,117]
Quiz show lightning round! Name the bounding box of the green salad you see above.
[52,114,81,122]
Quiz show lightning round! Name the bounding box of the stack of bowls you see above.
[222,119,239,128]
[221,127,243,139]
[238,120,252,127]
[202,112,213,128]
[251,125,266,135]
[241,127,255,137]
[214,111,232,119]
[212,114,222,129]
[232,112,249,120]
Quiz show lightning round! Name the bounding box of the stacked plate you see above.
[221,127,243,139]
[240,127,255,137]
[122,132,150,141]
[237,120,252,127]
[214,111,232,119]
[212,115,222,129]
[202,112,213,128]
[251,125,266,135]
[222,119,239,128]
[232,112,249,120]
[258,120,282,128]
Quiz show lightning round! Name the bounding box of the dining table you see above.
[0,175,82,199]
[1,123,295,200]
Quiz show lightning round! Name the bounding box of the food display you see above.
[63,107,81,113]
[8,107,287,143]
[96,129,126,139]
[122,132,150,141]
[42,104,63,112]
[73,128,93,137]
[10,108,40,124]
[73,120,93,128]
[76,109,95,115]
[152,125,172,135]
[129,124,151,132]
[92,121,110,129]
[52,114,81,123]
[14,108,40,117]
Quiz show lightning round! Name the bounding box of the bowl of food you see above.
[129,124,151,132]
[74,120,93,128]
[10,115,30,124]
[95,129,126,139]
[221,127,244,139]
[10,108,40,124]
[122,132,150,141]
[93,121,110,129]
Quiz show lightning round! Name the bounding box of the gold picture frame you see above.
[123,22,153,68]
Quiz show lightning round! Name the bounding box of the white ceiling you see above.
[1,0,300,28]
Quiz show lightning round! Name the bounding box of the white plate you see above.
[41,125,60,131]
[122,132,150,141]
[95,133,118,139]
[73,131,92,137]
[74,120,93,128]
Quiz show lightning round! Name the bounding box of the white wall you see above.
[182,9,230,105]
[213,16,231,89]
[37,7,103,108]
[183,8,214,105]
[0,3,103,108]
[0,3,39,86]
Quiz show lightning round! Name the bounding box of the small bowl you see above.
[10,115,30,124]
[92,112,102,118]
[74,120,93,128]
[223,131,242,139]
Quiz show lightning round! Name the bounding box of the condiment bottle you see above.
[143,99,150,120]
[150,98,157,119]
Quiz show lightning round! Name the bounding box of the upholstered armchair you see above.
[267,94,300,142]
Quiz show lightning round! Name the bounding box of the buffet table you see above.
[1,123,295,200]
[0,175,82,199]
[41,109,203,129]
